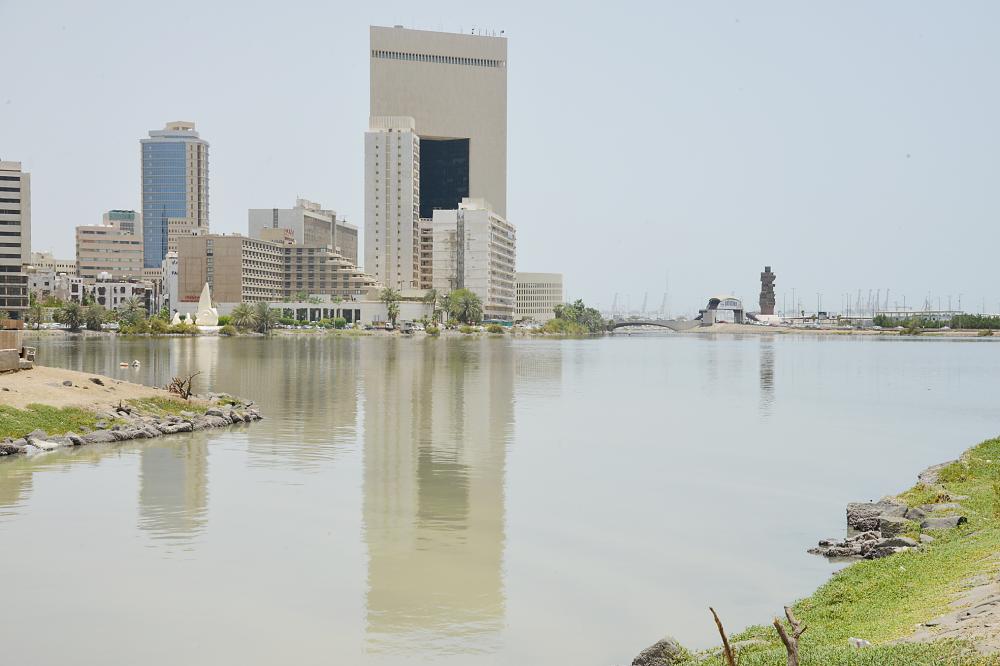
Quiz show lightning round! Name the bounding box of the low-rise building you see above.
[515,272,563,322]
[29,251,75,275]
[282,245,378,300]
[90,273,153,312]
[76,210,144,281]
[432,198,516,322]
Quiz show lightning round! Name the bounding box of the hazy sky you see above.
[2,1,998,315]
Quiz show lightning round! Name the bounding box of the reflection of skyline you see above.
[138,435,209,545]
[362,339,513,654]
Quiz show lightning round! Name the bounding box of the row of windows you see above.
[0,175,21,182]
[372,49,505,68]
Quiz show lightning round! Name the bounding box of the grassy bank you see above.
[689,437,1000,665]
[0,397,193,440]
[0,404,110,439]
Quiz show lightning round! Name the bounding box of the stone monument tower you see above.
[759,266,776,315]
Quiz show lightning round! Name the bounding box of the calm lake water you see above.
[2,333,999,664]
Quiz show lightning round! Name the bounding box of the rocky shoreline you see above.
[0,392,262,457]
[807,462,969,560]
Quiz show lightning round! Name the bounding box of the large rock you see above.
[632,637,689,666]
[879,516,910,537]
[26,429,48,441]
[904,507,927,522]
[848,501,906,531]
[810,531,881,558]
[83,430,117,444]
[921,516,967,531]
[880,536,918,548]
[0,441,21,455]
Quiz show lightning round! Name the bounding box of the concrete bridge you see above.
[609,319,701,332]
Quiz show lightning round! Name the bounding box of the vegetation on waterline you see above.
[691,435,1000,665]
[536,299,608,335]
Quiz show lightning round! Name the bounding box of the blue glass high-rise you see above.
[140,122,209,268]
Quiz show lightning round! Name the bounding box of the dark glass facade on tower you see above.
[419,138,469,220]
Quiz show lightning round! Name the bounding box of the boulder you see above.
[205,407,225,418]
[848,501,906,531]
[62,380,72,387]
[202,415,229,428]
[921,516,967,531]
[879,536,918,548]
[919,534,936,544]
[32,439,62,451]
[810,531,881,558]
[904,507,927,522]
[26,429,47,441]
[89,377,104,386]
[83,430,117,444]
[65,432,84,446]
[0,441,22,455]
[11,438,28,449]
[632,637,689,666]
[879,516,910,537]
[21,444,41,455]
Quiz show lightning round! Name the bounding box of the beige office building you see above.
[76,210,144,281]
[365,116,420,291]
[248,198,359,267]
[177,235,283,305]
[370,25,507,218]
[0,161,30,318]
[515,272,563,322]
[432,198,516,321]
[178,234,377,305]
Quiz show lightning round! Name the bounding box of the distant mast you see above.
[760,266,776,315]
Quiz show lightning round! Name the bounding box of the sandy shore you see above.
[0,365,198,410]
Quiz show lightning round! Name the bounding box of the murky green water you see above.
[1,333,998,664]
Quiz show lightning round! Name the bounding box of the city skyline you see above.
[3,2,1000,314]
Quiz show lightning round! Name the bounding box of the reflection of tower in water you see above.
[759,338,775,416]
[138,434,209,546]
[362,340,513,654]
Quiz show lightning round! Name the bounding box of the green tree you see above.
[252,301,278,333]
[448,288,483,324]
[380,287,401,326]
[118,297,146,327]
[26,298,44,330]
[55,302,84,332]
[85,304,106,332]
[231,303,256,331]
[549,299,607,334]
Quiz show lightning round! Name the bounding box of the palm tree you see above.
[450,289,483,324]
[55,302,84,332]
[380,287,401,326]
[231,302,256,331]
[119,297,145,326]
[85,304,106,331]
[252,301,278,333]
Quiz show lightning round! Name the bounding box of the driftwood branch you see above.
[166,371,201,400]
[709,607,738,666]
[772,606,807,666]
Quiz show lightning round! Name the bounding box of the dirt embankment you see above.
[0,365,198,410]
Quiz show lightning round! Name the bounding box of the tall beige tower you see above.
[369,25,507,218]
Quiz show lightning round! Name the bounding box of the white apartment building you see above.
[248,198,359,266]
[432,198,516,322]
[29,251,75,275]
[365,116,420,291]
[90,273,152,312]
[515,272,564,322]
[0,161,30,318]
[162,251,179,314]
[76,210,144,281]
